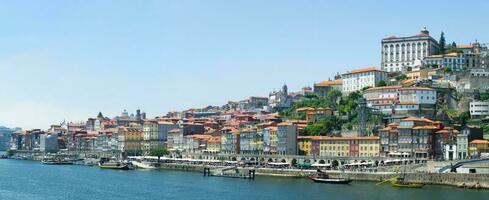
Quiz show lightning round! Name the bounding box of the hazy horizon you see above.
[1,0,488,129]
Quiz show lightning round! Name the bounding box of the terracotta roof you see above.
[398,102,418,105]
[278,122,294,126]
[398,87,435,91]
[367,97,398,101]
[401,116,433,122]
[315,79,343,87]
[414,33,429,37]
[208,136,221,143]
[296,107,316,112]
[157,121,175,125]
[426,53,461,59]
[457,44,473,49]
[413,125,438,130]
[470,140,489,145]
[345,67,383,74]
[365,86,402,91]
[169,129,181,133]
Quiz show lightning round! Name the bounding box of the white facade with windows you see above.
[381,27,439,72]
[470,101,489,118]
[341,67,388,93]
[423,53,466,71]
[363,86,436,114]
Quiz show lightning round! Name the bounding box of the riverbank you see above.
[156,163,489,189]
[5,151,489,189]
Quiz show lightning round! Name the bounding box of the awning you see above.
[311,163,331,167]
[268,162,290,166]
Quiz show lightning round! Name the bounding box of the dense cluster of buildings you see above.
[8,27,489,161]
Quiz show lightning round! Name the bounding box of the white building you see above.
[470,68,489,77]
[444,141,458,161]
[381,27,440,72]
[269,84,291,110]
[342,67,388,94]
[470,101,489,118]
[363,86,436,114]
[423,53,466,71]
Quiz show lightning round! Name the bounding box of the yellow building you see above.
[296,107,332,124]
[317,136,380,157]
[119,126,143,156]
[405,69,429,81]
[297,136,313,156]
[469,139,489,157]
[206,136,221,153]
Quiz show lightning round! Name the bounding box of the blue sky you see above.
[1,0,488,129]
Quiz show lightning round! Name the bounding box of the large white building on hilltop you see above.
[341,67,388,93]
[381,27,440,72]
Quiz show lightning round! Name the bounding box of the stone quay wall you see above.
[159,163,489,188]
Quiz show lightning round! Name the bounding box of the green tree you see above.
[439,32,446,54]
[326,88,342,111]
[377,80,387,87]
[301,115,341,136]
[339,91,362,120]
[444,67,452,73]
[149,148,169,163]
[304,93,318,99]
[396,74,407,81]
[483,125,489,135]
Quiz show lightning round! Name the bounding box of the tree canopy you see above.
[150,148,169,157]
[439,32,446,54]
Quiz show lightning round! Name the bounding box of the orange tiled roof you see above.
[365,86,402,91]
[399,87,435,91]
[457,44,473,49]
[470,140,489,145]
[401,116,434,123]
[346,67,383,74]
[169,129,180,133]
[315,79,343,87]
[413,125,439,130]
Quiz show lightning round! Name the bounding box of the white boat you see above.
[132,160,158,169]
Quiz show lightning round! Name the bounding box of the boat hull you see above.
[98,163,134,170]
[391,182,425,188]
[309,176,352,184]
[42,161,74,165]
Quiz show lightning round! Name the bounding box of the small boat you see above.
[390,177,424,188]
[309,169,352,184]
[41,157,74,165]
[10,155,27,160]
[309,176,353,184]
[98,158,134,170]
[204,167,255,179]
[132,160,158,169]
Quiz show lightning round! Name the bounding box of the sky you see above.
[1,0,488,129]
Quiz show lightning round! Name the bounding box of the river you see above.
[0,159,488,200]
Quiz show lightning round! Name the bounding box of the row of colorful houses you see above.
[9,111,489,160]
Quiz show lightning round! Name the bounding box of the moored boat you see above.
[308,176,353,184]
[390,177,424,188]
[309,169,352,184]
[98,158,134,170]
